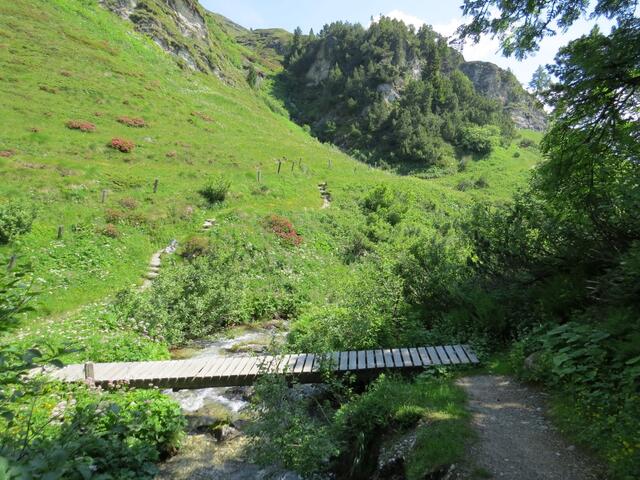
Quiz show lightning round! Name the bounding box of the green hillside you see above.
[0,0,539,324]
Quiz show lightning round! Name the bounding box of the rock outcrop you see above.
[460,61,547,131]
[305,39,335,86]
[99,0,222,76]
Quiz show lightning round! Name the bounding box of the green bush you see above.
[0,201,36,244]
[0,384,185,480]
[249,374,469,479]
[198,176,230,204]
[179,235,210,259]
[116,237,303,344]
[519,138,536,148]
[456,125,498,156]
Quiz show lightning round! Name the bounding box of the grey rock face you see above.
[99,0,221,75]
[460,61,547,131]
[168,0,207,41]
[306,42,333,86]
[99,0,137,18]
[377,83,401,103]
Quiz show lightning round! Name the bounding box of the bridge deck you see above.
[51,344,479,389]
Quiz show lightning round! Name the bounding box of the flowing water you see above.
[156,325,300,480]
[166,329,279,413]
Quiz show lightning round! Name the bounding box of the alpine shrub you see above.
[0,202,36,244]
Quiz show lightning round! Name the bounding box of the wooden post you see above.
[57,225,64,240]
[328,158,332,169]
[257,169,262,183]
[277,159,282,174]
[84,362,95,380]
[7,254,16,271]
[291,160,295,173]
[153,179,159,193]
[101,189,107,203]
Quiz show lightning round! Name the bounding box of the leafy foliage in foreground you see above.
[248,373,469,479]
[453,7,640,478]
[0,262,184,480]
[0,384,185,480]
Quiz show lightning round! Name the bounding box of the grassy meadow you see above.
[0,0,540,328]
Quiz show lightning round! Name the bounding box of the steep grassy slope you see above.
[0,0,541,323]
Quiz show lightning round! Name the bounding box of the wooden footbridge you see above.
[52,344,479,389]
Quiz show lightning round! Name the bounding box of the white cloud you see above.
[380,11,502,62]
[382,9,426,29]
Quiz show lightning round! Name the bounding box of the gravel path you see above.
[454,375,604,480]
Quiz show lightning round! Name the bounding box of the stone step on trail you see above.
[202,218,215,230]
[318,182,332,209]
[139,240,178,291]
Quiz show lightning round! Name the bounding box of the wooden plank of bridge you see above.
[278,354,292,374]
[392,349,403,367]
[339,352,349,371]
[285,354,299,373]
[303,354,315,373]
[366,350,375,369]
[164,360,188,384]
[357,351,366,370]
[462,345,479,363]
[453,345,470,364]
[347,351,356,370]
[330,352,340,371]
[445,345,461,364]
[198,357,226,381]
[171,360,193,381]
[294,354,307,374]
[409,348,422,367]
[240,357,259,382]
[374,349,385,368]
[435,346,451,365]
[232,357,254,382]
[130,360,160,387]
[417,347,431,366]
[383,349,394,367]
[426,347,441,365]
[400,348,413,367]
[102,362,125,380]
[312,353,324,372]
[256,355,273,373]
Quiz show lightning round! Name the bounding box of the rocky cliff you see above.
[98,0,283,83]
[460,61,546,131]
[100,0,217,73]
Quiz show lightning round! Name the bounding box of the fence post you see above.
[101,189,107,203]
[84,362,95,381]
[277,159,282,175]
[328,158,332,169]
[57,225,64,240]
[291,160,295,173]
[153,179,159,193]
[257,169,262,183]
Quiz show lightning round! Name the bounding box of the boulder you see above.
[185,403,231,432]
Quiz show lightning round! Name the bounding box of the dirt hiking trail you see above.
[454,375,604,480]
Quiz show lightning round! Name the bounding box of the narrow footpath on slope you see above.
[453,375,604,480]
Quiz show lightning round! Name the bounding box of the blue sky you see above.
[199,0,612,86]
